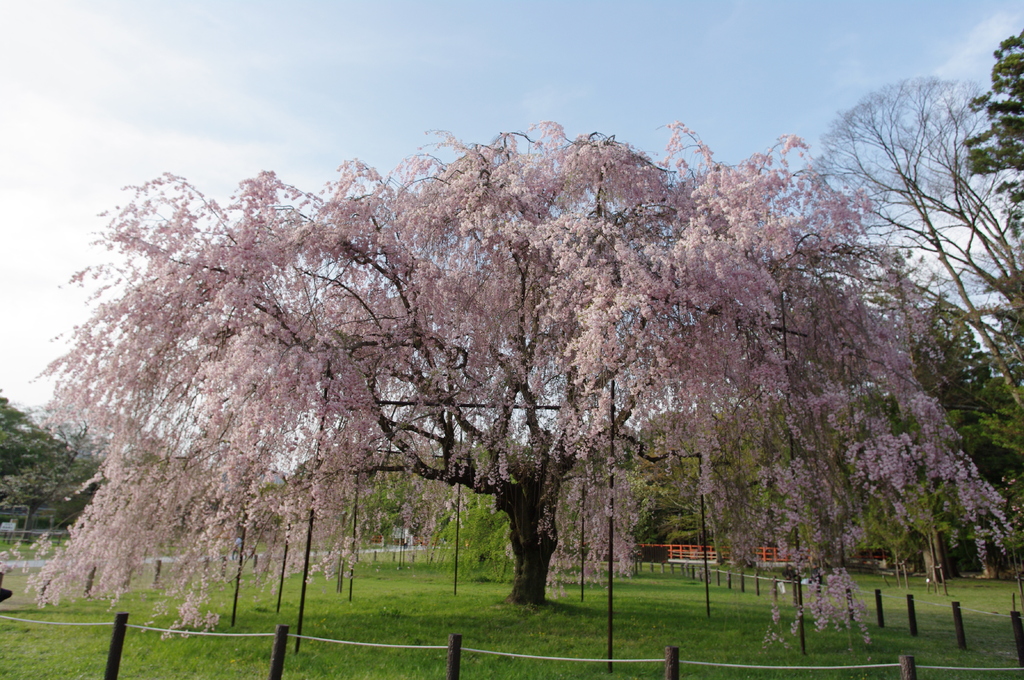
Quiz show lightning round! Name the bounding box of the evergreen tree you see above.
[969,30,1024,213]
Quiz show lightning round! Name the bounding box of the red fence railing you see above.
[638,544,888,565]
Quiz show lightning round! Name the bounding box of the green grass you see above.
[1,558,1023,679]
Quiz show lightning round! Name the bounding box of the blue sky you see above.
[2,0,1022,408]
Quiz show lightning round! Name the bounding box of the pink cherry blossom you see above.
[32,124,1003,631]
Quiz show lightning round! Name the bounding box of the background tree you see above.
[0,394,46,496]
[34,125,1001,625]
[433,492,513,583]
[969,29,1024,214]
[0,395,100,529]
[820,78,1024,406]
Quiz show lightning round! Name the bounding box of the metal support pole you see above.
[580,484,586,602]
[907,594,918,637]
[875,588,884,628]
[700,492,709,619]
[231,524,246,627]
[295,508,315,653]
[454,484,460,597]
[276,530,289,614]
[797,577,806,655]
[607,380,615,674]
[349,485,359,602]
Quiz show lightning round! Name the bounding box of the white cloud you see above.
[0,3,326,408]
[934,11,1023,81]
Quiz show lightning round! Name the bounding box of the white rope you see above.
[126,624,273,637]
[917,665,1024,671]
[6,611,1022,673]
[878,592,1010,617]
[961,606,1012,618]
[695,567,790,585]
[463,648,898,670]
[677,660,899,670]
[0,613,112,626]
[291,634,445,649]
[462,648,660,663]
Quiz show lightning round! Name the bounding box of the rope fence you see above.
[659,561,1019,620]
[125,624,274,637]
[460,647,663,662]
[0,613,113,626]
[3,611,1023,679]
[878,591,1012,617]
[663,562,1024,660]
[291,633,445,649]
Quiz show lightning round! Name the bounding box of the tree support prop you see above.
[295,508,315,654]
[907,594,918,637]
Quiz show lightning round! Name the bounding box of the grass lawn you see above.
[1,556,1022,679]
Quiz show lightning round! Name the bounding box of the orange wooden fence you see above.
[639,544,888,564]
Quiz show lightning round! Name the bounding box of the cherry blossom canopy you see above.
[32,124,1001,621]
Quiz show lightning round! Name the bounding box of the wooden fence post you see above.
[875,589,884,628]
[1011,611,1024,667]
[104,612,129,680]
[267,624,289,680]
[727,571,732,589]
[907,594,918,637]
[899,654,917,680]
[664,645,679,680]
[952,601,966,650]
[446,633,462,680]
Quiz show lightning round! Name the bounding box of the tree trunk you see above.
[922,529,960,581]
[982,542,1005,579]
[934,530,960,579]
[497,479,558,605]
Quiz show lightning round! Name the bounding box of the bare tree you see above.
[820,78,1024,402]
